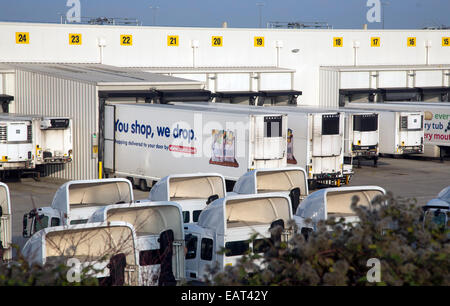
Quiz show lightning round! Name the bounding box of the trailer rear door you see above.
[312,114,342,157]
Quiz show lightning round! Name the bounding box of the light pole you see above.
[256,2,265,28]
[381,1,390,29]
[149,6,159,26]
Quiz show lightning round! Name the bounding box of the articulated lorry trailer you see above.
[0,114,72,175]
[347,102,449,159]
[103,103,288,190]
[173,102,346,188]
[345,103,424,156]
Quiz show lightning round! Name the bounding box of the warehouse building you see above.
[0,22,449,179]
[9,63,204,180]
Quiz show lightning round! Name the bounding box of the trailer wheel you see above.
[139,179,149,191]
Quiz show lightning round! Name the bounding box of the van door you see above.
[184,233,200,280]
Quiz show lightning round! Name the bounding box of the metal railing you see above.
[59,16,142,26]
[267,21,332,29]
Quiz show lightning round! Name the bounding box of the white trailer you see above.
[34,116,73,165]
[22,221,142,285]
[172,102,346,188]
[22,178,134,237]
[103,103,288,190]
[0,114,72,174]
[345,104,424,156]
[88,201,185,285]
[0,118,34,171]
[348,102,450,159]
[148,173,226,224]
[0,182,12,261]
[294,186,386,232]
[340,109,380,169]
[231,167,308,213]
[184,193,293,282]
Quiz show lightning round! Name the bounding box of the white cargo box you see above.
[172,102,346,186]
[345,103,424,155]
[104,103,288,184]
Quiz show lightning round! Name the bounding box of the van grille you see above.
[27,125,32,142]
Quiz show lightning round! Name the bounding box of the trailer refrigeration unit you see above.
[347,102,449,160]
[341,110,380,171]
[103,103,288,190]
[172,103,346,188]
[345,104,424,156]
[0,118,34,172]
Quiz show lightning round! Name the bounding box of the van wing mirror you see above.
[289,188,301,214]
[206,194,219,205]
[22,213,29,238]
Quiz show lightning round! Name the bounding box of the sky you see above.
[0,0,449,29]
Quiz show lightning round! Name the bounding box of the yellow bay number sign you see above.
[16,32,29,44]
[167,35,179,46]
[69,33,82,45]
[371,37,381,47]
[212,36,223,47]
[254,36,264,47]
[333,37,343,47]
[407,37,416,47]
[120,35,133,46]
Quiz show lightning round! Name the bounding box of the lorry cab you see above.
[184,193,293,282]
[231,167,309,213]
[23,178,134,238]
[294,186,386,232]
[148,173,227,224]
[89,201,185,285]
[0,182,12,261]
[423,186,449,232]
[22,221,141,285]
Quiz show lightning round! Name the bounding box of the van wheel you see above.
[139,179,149,191]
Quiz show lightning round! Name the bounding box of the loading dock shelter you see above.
[321,65,450,107]
[10,63,205,180]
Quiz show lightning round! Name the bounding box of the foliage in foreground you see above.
[210,193,450,286]
[0,247,99,286]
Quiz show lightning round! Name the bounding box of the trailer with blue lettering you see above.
[103,103,288,190]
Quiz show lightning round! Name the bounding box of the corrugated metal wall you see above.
[15,69,98,180]
[319,68,340,108]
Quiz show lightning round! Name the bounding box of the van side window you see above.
[225,240,250,256]
[185,235,198,259]
[193,210,202,222]
[51,217,60,227]
[200,238,213,261]
[182,211,190,223]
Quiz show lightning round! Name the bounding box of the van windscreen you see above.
[353,114,378,132]
[322,114,340,135]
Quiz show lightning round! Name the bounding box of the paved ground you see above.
[5,156,450,256]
